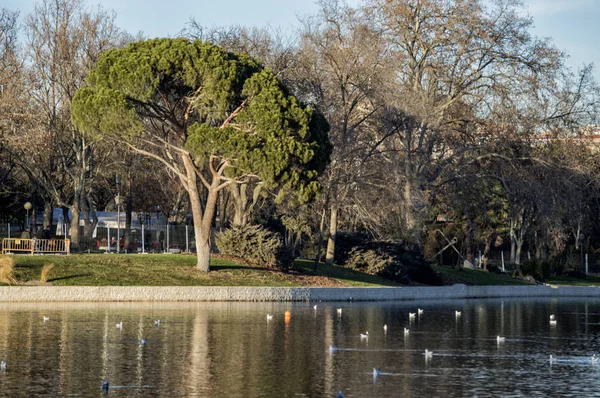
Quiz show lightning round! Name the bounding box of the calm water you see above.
[1,298,600,397]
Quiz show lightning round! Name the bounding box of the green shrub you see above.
[334,232,442,285]
[215,225,288,269]
[521,258,552,280]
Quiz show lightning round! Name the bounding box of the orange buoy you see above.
[284,311,291,323]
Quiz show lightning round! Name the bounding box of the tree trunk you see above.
[230,183,247,227]
[183,155,220,272]
[516,237,523,266]
[314,207,327,272]
[43,202,53,230]
[70,200,81,250]
[510,219,517,263]
[325,201,338,266]
[218,190,228,231]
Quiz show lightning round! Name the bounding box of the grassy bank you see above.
[432,266,529,286]
[2,254,598,287]
[0,254,395,287]
[432,265,600,286]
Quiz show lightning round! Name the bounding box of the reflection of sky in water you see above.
[0,299,599,397]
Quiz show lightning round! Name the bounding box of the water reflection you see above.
[1,299,600,396]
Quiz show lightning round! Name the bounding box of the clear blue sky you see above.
[3,0,599,79]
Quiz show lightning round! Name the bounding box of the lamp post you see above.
[115,175,122,253]
[24,202,32,233]
[155,205,161,252]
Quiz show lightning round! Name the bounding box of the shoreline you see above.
[0,284,599,302]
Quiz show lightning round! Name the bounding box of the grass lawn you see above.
[433,265,600,287]
[545,275,600,286]
[0,254,395,287]
[295,259,398,287]
[432,265,531,286]
[3,253,598,287]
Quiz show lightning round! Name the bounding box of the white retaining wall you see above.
[1,284,600,302]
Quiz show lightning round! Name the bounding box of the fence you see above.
[91,224,197,253]
[2,238,70,255]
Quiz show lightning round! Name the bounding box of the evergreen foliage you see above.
[72,38,330,203]
[334,233,442,285]
[215,224,284,269]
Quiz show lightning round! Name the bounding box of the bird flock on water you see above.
[0,309,575,395]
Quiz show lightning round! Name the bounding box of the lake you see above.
[0,298,599,397]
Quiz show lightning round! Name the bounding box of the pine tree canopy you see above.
[72,38,330,202]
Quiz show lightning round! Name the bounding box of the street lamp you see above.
[115,175,122,253]
[24,202,32,233]
[155,205,161,252]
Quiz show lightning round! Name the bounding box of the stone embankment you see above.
[0,284,599,302]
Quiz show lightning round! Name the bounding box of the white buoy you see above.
[0,360,6,371]
[313,305,318,310]
[383,324,388,333]
[337,308,342,315]
[550,314,556,321]
[549,319,557,326]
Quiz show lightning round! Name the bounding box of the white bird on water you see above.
[549,314,556,321]
[154,320,161,326]
[373,368,381,378]
[404,327,410,335]
[418,308,424,315]
[329,345,338,352]
[497,336,506,343]
[455,311,462,317]
[549,318,557,326]
[337,308,343,315]
[409,312,416,319]
[383,324,388,333]
[116,322,123,329]
[0,360,6,371]
[313,305,318,310]
[266,314,273,321]
[42,316,49,322]
[592,354,599,364]
[549,354,557,363]
[425,349,433,358]
[360,331,369,339]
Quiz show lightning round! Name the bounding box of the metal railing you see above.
[2,238,70,255]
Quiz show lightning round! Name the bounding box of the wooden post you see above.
[586,253,589,275]
[501,251,505,272]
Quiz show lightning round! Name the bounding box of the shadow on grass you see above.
[211,265,268,272]
[294,259,398,286]
[48,274,91,282]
